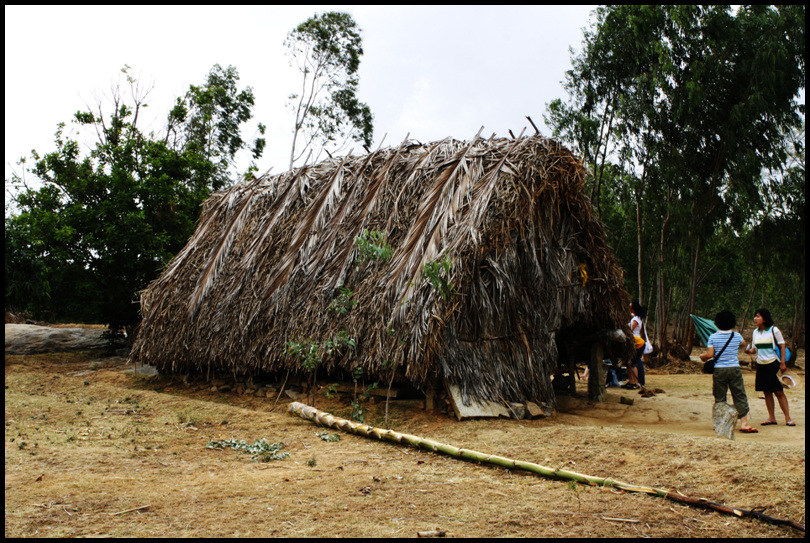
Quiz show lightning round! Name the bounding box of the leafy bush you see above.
[423,254,455,300]
[328,286,357,314]
[354,229,393,263]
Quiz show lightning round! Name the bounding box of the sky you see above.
[4,4,598,201]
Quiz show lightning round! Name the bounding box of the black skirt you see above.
[754,361,783,392]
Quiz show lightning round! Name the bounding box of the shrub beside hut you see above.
[130,134,632,415]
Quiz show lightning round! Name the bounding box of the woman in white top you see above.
[744,308,794,426]
[623,300,651,389]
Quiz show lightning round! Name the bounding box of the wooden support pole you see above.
[567,348,577,395]
[588,340,606,402]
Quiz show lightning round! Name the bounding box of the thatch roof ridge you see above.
[131,134,630,406]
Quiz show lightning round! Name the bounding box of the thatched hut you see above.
[130,133,631,412]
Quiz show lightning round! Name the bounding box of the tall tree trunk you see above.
[654,210,671,357]
[789,277,805,364]
[682,234,703,353]
[594,107,615,220]
[738,268,761,334]
[634,158,649,304]
[590,94,615,219]
[636,191,643,304]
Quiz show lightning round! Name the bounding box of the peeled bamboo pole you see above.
[288,402,804,533]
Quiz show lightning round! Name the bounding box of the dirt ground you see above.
[5,345,805,538]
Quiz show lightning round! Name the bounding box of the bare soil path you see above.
[560,370,805,448]
[5,347,805,538]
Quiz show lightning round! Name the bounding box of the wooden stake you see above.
[288,402,805,533]
[110,504,151,516]
[526,116,540,134]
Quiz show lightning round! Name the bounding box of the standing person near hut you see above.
[700,310,758,433]
[744,308,795,426]
[623,301,650,390]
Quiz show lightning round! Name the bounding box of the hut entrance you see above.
[554,327,617,403]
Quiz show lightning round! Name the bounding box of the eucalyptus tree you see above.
[284,11,374,169]
[167,64,266,190]
[546,5,805,353]
[655,5,804,349]
[742,123,805,357]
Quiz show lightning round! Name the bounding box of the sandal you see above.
[761,420,777,426]
[739,427,759,433]
[786,421,796,426]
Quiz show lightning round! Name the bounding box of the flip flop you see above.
[786,421,796,426]
[761,420,777,425]
[739,427,758,433]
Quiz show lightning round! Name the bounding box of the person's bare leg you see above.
[763,392,776,422]
[774,391,792,423]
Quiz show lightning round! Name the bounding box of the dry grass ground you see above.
[5,347,805,538]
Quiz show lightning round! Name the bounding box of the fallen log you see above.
[288,402,804,534]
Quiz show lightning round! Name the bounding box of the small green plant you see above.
[354,229,393,263]
[350,399,365,423]
[286,332,357,405]
[307,456,318,467]
[328,286,357,315]
[206,438,289,462]
[349,366,378,423]
[325,383,339,399]
[285,338,321,372]
[423,254,455,300]
[323,331,357,354]
[567,480,581,512]
[316,432,341,442]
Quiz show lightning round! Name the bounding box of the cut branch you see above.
[288,402,805,533]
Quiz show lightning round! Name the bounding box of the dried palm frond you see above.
[131,134,631,409]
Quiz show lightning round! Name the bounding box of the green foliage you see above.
[285,338,322,372]
[170,64,265,190]
[316,432,340,442]
[423,254,455,300]
[285,11,374,168]
[546,5,806,348]
[349,366,377,423]
[328,285,357,314]
[325,330,357,354]
[324,383,339,399]
[285,332,356,407]
[206,438,289,462]
[285,332,356,373]
[5,65,263,331]
[354,229,393,263]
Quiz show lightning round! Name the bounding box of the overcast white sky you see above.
[5,5,598,197]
